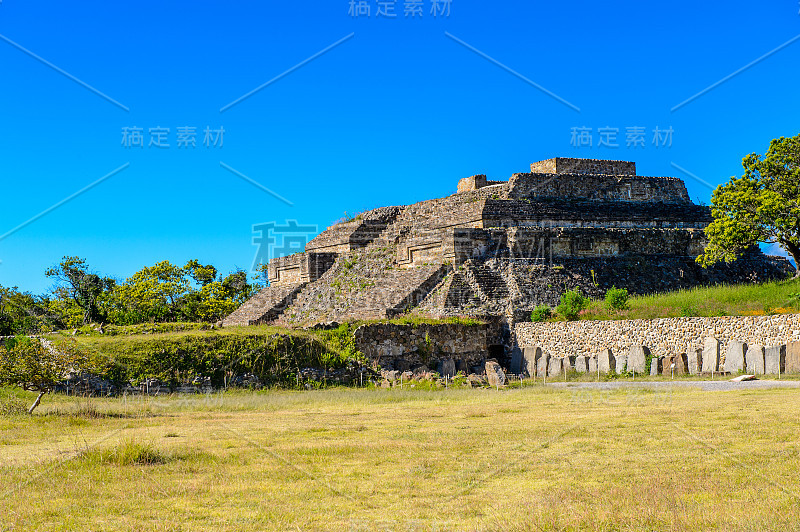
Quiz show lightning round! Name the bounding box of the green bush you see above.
[71,329,363,388]
[604,286,629,311]
[556,289,589,321]
[530,305,552,323]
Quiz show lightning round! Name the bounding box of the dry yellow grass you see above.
[1,384,800,531]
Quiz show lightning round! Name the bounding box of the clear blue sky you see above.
[1,0,799,294]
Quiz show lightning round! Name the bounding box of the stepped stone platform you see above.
[224,157,791,363]
[222,283,305,327]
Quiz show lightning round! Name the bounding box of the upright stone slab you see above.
[547,357,563,378]
[702,337,720,373]
[485,361,506,387]
[575,355,588,373]
[628,346,648,374]
[440,358,456,378]
[745,345,765,375]
[588,356,597,374]
[662,354,687,376]
[676,353,688,374]
[563,355,576,372]
[764,346,785,375]
[598,349,616,374]
[650,356,662,376]
[537,352,550,378]
[687,349,702,375]
[724,341,747,374]
[522,347,540,377]
[510,346,523,375]
[659,356,674,377]
[615,355,628,373]
[786,342,800,374]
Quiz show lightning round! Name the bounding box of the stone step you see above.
[221,283,306,327]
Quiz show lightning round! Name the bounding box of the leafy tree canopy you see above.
[698,134,800,278]
[45,256,115,324]
[0,337,96,413]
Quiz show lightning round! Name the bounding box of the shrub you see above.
[530,305,552,323]
[556,289,589,321]
[605,286,629,311]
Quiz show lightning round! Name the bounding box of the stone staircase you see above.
[458,261,510,313]
[221,283,306,327]
[415,271,483,317]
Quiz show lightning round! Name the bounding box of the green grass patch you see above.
[556,278,800,321]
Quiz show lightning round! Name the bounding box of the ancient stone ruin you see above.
[223,157,790,365]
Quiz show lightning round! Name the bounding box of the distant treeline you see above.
[0,256,264,335]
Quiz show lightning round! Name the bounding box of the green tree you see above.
[179,269,255,322]
[111,261,189,322]
[221,269,255,303]
[0,286,62,335]
[0,337,95,414]
[45,256,114,325]
[184,259,218,286]
[254,262,270,287]
[698,134,800,277]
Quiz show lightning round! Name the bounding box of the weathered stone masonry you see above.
[224,156,791,371]
[354,321,505,375]
[515,314,800,364]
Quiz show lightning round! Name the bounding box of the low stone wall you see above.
[354,322,503,374]
[530,157,636,176]
[515,314,800,362]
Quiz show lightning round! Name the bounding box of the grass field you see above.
[577,277,800,321]
[2,383,800,531]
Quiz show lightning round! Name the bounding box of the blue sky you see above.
[1,0,799,294]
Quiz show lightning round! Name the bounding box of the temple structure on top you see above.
[223,157,790,330]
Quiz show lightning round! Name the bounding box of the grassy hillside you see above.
[57,324,365,387]
[576,277,800,321]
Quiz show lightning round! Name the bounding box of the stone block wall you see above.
[515,314,800,364]
[530,158,636,176]
[354,322,504,371]
[509,227,708,259]
[305,206,402,253]
[268,253,307,286]
[507,173,690,204]
[481,199,711,229]
[268,252,336,287]
[457,174,487,192]
[457,174,505,193]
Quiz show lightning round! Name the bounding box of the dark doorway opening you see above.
[488,345,504,361]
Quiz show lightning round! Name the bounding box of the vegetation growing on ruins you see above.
[604,286,630,311]
[530,304,552,322]
[555,289,590,320]
[55,323,366,389]
[578,277,800,321]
